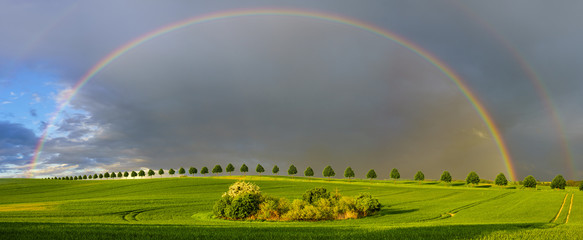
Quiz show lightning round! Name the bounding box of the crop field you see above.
[0,176,581,239]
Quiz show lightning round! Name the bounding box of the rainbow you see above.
[28,8,517,181]
[452,2,574,179]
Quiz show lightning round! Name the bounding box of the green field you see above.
[0,176,581,239]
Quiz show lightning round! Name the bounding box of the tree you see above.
[201,167,209,175]
[169,168,175,177]
[304,167,314,177]
[131,171,137,178]
[94,174,98,179]
[226,164,235,176]
[99,174,104,179]
[138,170,145,178]
[579,181,583,191]
[189,167,197,176]
[148,169,155,178]
[104,172,110,178]
[83,175,87,180]
[256,164,265,176]
[367,169,377,181]
[240,164,248,176]
[414,171,425,181]
[88,175,93,179]
[272,165,279,175]
[323,165,335,180]
[466,171,480,185]
[74,176,78,180]
[440,171,452,183]
[158,168,164,177]
[523,175,537,188]
[344,167,355,180]
[550,174,566,190]
[110,172,116,179]
[124,171,129,178]
[390,168,400,181]
[288,165,297,177]
[212,165,223,176]
[178,167,186,176]
[495,173,508,186]
[118,172,122,178]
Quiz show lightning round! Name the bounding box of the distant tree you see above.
[414,171,425,181]
[240,164,248,176]
[104,172,110,178]
[201,167,209,175]
[74,176,78,180]
[148,169,155,178]
[110,172,116,179]
[138,170,145,178]
[88,175,93,179]
[189,167,197,176]
[83,175,87,180]
[550,174,566,190]
[78,175,82,180]
[118,172,122,178]
[288,165,298,177]
[367,169,377,181]
[169,168,175,177]
[323,166,335,180]
[65,176,69,180]
[579,181,583,191]
[124,171,129,178]
[390,168,400,181]
[440,171,452,183]
[179,167,186,176]
[495,173,508,186]
[158,168,164,177]
[212,165,223,176]
[226,164,235,175]
[344,167,355,180]
[272,165,279,175]
[466,171,480,185]
[523,175,537,188]
[256,164,265,176]
[304,167,314,177]
[131,171,137,178]
[99,174,104,179]
[94,174,98,179]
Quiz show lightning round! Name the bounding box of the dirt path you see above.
[552,193,568,223]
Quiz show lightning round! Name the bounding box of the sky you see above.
[1,0,582,181]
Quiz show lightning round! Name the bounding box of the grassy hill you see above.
[0,176,581,239]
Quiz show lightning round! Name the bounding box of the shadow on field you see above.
[0,221,550,240]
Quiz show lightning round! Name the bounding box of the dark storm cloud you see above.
[0,121,37,165]
[2,1,582,180]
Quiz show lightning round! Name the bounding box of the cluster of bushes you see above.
[213,181,381,221]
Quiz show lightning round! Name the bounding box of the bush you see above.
[302,187,330,204]
[213,183,381,221]
[227,193,262,219]
[355,193,381,216]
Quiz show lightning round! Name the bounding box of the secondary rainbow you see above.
[29,8,518,181]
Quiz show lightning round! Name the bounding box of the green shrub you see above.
[523,175,537,188]
[213,195,232,218]
[302,187,330,204]
[227,193,262,219]
[355,193,381,216]
[223,181,261,198]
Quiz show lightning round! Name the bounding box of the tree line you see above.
[46,164,583,191]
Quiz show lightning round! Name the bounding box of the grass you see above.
[0,176,581,239]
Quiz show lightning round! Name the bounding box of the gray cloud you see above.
[1,1,582,180]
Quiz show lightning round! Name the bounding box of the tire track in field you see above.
[565,194,574,224]
[421,192,515,221]
[108,208,162,222]
[551,193,568,223]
